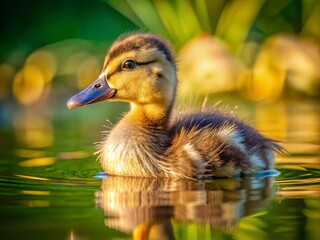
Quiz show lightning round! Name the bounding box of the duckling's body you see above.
[67,33,281,179]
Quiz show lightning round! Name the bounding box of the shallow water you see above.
[0,97,319,240]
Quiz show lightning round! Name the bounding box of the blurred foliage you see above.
[0,0,319,110]
[105,0,319,51]
[0,0,137,115]
[105,0,320,100]
[0,0,136,63]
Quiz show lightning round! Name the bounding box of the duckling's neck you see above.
[127,103,172,128]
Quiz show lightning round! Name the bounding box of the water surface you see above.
[0,98,319,240]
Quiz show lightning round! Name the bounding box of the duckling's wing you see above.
[167,112,281,178]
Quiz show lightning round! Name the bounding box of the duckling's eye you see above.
[122,60,137,70]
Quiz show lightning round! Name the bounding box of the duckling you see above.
[67,33,282,179]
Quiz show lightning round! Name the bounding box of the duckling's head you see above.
[67,33,177,113]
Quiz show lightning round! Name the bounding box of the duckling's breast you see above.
[97,119,170,177]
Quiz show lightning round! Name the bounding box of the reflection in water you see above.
[96,176,273,239]
[19,157,56,167]
[14,174,49,181]
[278,180,320,198]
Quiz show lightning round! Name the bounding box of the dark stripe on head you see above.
[104,33,176,69]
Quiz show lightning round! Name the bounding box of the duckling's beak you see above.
[67,76,116,109]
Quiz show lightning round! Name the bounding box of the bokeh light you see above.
[25,50,57,84]
[19,157,56,167]
[0,64,15,100]
[178,34,241,95]
[13,112,54,148]
[12,50,56,106]
[76,56,101,89]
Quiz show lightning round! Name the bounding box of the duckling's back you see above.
[166,112,282,178]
